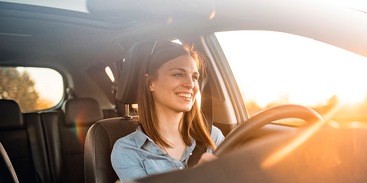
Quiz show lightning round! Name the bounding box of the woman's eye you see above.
[192,75,199,81]
[174,73,184,77]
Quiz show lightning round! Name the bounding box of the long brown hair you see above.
[135,41,216,150]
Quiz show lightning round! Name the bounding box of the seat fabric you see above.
[43,98,103,183]
[0,99,51,183]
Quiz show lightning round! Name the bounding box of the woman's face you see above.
[149,54,199,114]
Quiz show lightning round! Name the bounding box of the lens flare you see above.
[261,104,343,168]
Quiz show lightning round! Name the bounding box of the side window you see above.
[0,67,63,112]
[215,30,367,124]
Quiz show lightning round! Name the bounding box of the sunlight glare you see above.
[261,102,342,168]
[105,66,115,82]
[261,117,325,168]
[216,30,367,108]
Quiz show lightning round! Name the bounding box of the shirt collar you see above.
[133,125,197,159]
[134,125,167,155]
[134,125,150,148]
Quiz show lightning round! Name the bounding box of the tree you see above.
[0,67,39,112]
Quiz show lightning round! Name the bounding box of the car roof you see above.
[1,0,367,67]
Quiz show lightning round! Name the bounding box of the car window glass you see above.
[215,30,367,125]
[0,66,63,112]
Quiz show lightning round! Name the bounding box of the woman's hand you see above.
[195,153,218,167]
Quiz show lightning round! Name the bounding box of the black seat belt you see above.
[187,141,207,168]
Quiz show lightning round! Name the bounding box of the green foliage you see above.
[0,67,39,112]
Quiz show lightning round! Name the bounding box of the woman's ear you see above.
[145,74,155,91]
[148,82,155,91]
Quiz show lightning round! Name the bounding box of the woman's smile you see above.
[176,92,192,100]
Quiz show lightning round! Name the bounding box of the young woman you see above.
[111,41,224,181]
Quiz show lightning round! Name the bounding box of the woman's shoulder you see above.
[211,125,223,136]
[211,125,225,145]
[113,130,138,148]
[113,125,146,148]
[111,129,143,167]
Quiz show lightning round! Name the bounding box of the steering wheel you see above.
[214,104,323,156]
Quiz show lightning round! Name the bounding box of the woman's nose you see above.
[182,76,195,88]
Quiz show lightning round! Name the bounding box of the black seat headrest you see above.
[115,41,189,104]
[0,99,23,128]
[62,98,103,126]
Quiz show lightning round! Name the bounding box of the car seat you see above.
[0,99,52,183]
[83,42,148,183]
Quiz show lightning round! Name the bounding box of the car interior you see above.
[1,0,367,183]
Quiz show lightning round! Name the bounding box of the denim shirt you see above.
[111,125,225,182]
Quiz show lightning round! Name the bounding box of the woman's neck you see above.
[156,110,187,160]
[157,111,182,137]
[156,106,183,132]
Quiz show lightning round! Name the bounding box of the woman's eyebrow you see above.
[169,68,199,75]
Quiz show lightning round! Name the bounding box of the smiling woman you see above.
[110,41,225,181]
[216,30,367,121]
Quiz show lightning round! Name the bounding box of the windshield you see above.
[216,30,367,126]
